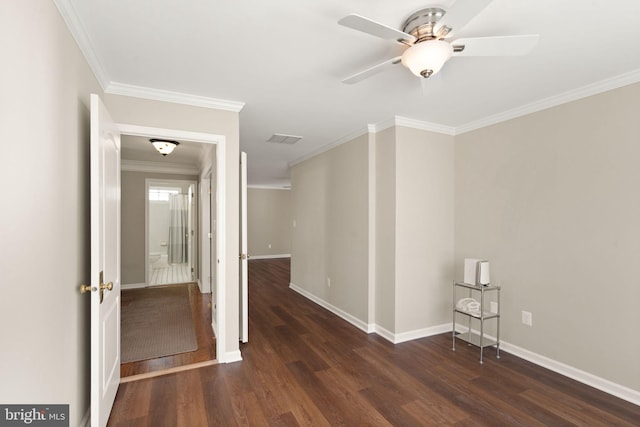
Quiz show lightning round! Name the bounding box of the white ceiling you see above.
[60,0,640,186]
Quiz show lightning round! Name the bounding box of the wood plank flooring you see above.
[108,258,640,426]
[120,282,216,378]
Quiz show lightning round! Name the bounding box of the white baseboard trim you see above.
[250,254,291,260]
[392,323,452,344]
[372,323,451,344]
[500,341,640,406]
[122,282,146,290]
[453,324,640,406]
[290,282,452,344]
[372,324,395,342]
[80,407,90,427]
[222,350,243,364]
[289,283,373,334]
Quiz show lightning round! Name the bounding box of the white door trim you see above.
[117,123,228,362]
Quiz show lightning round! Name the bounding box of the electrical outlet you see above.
[522,310,533,326]
[327,277,331,288]
[490,301,498,314]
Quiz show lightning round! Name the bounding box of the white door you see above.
[239,152,248,343]
[89,94,121,427]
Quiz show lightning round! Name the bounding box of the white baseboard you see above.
[453,324,640,406]
[80,407,90,427]
[121,282,146,290]
[290,282,451,344]
[372,324,395,342]
[500,341,640,406]
[289,283,373,334]
[392,323,452,344]
[250,254,291,260]
[289,284,640,406]
[222,350,243,364]
[197,279,211,293]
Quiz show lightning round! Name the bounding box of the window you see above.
[149,187,180,201]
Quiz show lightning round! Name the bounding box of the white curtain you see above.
[168,194,188,264]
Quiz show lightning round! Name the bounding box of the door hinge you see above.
[208,232,212,239]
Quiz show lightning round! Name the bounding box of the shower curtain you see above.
[168,194,188,264]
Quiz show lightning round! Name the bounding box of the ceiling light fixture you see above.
[401,39,453,78]
[149,138,180,156]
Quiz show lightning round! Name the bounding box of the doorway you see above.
[146,179,198,287]
[117,123,229,373]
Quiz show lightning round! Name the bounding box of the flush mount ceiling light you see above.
[150,138,179,156]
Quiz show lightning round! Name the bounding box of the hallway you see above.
[107,258,640,426]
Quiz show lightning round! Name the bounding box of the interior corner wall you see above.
[102,94,241,355]
[247,188,292,257]
[121,171,199,285]
[291,134,370,323]
[454,82,640,391]
[374,127,397,333]
[0,2,103,425]
[394,126,455,334]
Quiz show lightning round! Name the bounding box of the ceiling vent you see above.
[267,133,303,145]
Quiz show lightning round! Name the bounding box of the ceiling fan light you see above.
[150,138,179,156]
[401,39,453,78]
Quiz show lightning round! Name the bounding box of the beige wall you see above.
[121,171,198,284]
[455,82,640,391]
[247,188,291,257]
[395,126,455,333]
[292,126,455,337]
[0,2,102,425]
[291,135,370,322]
[375,127,397,332]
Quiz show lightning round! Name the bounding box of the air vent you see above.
[267,133,303,145]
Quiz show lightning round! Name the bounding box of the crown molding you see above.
[289,126,369,167]
[106,82,245,112]
[394,116,457,136]
[53,0,110,89]
[121,159,199,175]
[457,68,640,135]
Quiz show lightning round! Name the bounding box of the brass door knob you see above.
[80,284,94,293]
[101,282,113,291]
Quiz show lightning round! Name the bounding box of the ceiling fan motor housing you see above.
[401,7,446,43]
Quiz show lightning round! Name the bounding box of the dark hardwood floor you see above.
[120,282,216,378]
[109,258,640,426]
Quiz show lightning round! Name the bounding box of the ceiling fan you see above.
[338,0,539,84]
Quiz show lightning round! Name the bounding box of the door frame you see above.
[118,123,228,361]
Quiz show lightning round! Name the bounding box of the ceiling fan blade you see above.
[435,0,493,38]
[452,35,539,56]
[342,56,403,84]
[339,14,416,43]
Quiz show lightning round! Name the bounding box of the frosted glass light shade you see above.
[150,138,179,156]
[401,40,453,78]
